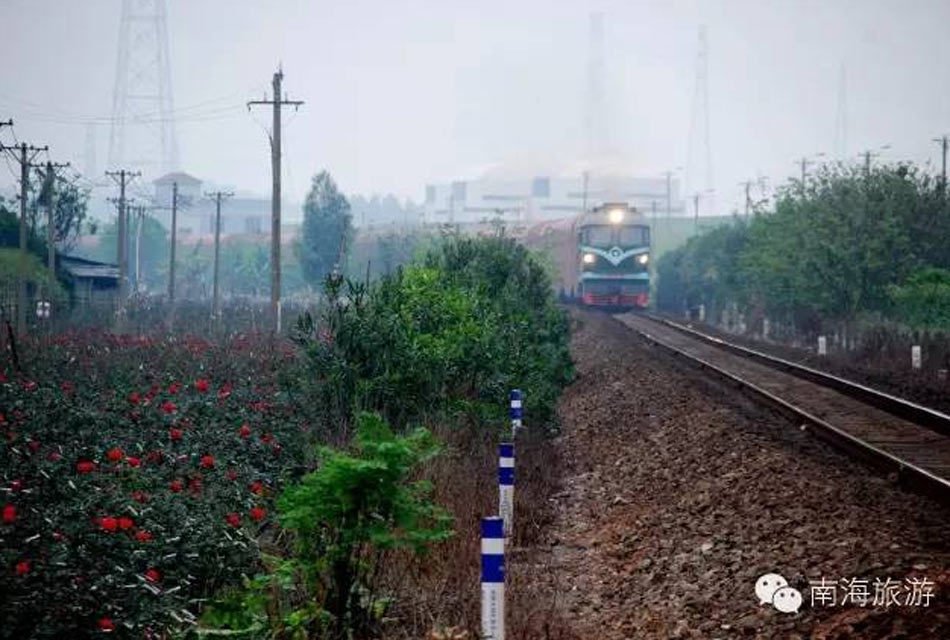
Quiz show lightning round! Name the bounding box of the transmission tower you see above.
[585,12,608,166]
[834,64,848,160]
[108,0,178,179]
[686,25,713,213]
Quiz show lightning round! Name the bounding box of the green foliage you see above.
[888,268,950,330]
[202,413,451,639]
[295,235,573,434]
[33,177,89,253]
[656,162,950,330]
[298,171,354,286]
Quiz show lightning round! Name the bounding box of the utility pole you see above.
[860,145,890,178]
[133,205,147,293]
[106,169,140,301]
[35,161,71,276]
[1,141,49,335]
[206,190,233,322]
[248,67,304,333]
[693,192,701,235]
[168,182,178,301]
[739,179,753,217]
[933,135,948,198]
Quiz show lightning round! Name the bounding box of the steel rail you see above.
[624,317,950,505]
[650,315,950,438]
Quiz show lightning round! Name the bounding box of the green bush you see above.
[200,413,452,639]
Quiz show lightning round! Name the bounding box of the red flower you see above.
[168,427,183,441]
[15,560,29,576]
[76,460,96,474]
[199,455,214,469]
[146,450,164,465]
[226,469,238,481]
[249,507,266,522]
[168,381,182,395]
[100,517,118,533]
[194,379,210,393]
[22,380,37,392]
[260,433,273,445]
[188,477,203,494]
[249,481,264,496]
[217,383,232,400]
[106,447,124,463]
[131,490,148,503]
[128,391,141,405]
[169,479,184,493]
[118,517,134,530]
[10,479,22,492]
[238,424,251,439]
[98,617,115,632]
[144,568,161,583]
[27,439,40,453]
[47,451,62,462]
[126,456,141,468]
[225,513,241,527]
[161,401,177,415]
[135,530,153,542]
[3,504,16,524]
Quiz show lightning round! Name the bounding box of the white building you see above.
[424,173,684,226]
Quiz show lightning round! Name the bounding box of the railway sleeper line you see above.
[615,312,950,506]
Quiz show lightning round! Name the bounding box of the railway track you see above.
[616,312,950,504]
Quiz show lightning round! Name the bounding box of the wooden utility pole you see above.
[106,169,140,301]
[0,141,48,335]
[248,68,303,333]
[168,182,178,301]
[133,205,147,293]
[933,135,948,198]
[739,179,753,217]
[206,190,233,321]
[36,161,70,276]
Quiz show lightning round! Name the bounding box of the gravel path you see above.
[539,309,950,639]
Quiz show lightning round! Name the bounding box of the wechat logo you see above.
[756,573,802,613]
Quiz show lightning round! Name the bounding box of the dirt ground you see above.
[529,309,950,639]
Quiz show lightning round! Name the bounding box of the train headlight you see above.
[637,254,649,265]
[608,208,624,224]
[582,253,596,264]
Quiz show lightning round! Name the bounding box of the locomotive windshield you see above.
[582,226,613,245]
[619,226,650,246]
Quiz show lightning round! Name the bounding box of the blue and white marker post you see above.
[481,517,506,640]
[499,443,515,538]
[509,389,523,437]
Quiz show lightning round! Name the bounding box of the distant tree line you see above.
[656,162,950,332]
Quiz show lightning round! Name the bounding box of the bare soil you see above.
[533,309,950,639]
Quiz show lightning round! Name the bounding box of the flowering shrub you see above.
[0,330,311,637]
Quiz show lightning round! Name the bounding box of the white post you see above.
[762,318,770,339]
[481,517,505,640]
[698,303,706,322]
[509,389,522,436]
[499,443,514,538]
[818,335,827,356]
[912,345,922,370]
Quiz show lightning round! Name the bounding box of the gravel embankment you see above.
[536,309,950,639]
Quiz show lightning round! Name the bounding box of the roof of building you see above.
[153,171,202,186]
[58,254,120,280]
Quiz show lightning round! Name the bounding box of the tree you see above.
[298,171,353,286]
[33,175,89,253]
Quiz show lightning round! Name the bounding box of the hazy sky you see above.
[1,0,949,212]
